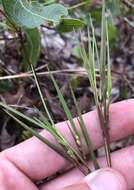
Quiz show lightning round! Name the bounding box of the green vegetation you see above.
[0,0,133,175]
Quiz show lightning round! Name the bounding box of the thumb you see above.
[60,168,128,190]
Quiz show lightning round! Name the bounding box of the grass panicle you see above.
[80,0,112,167]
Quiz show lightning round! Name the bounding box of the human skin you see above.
[0,99,134,189]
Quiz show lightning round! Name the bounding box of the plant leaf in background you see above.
[39,0,57,5]
[106,0,121,17]
[57,18,85,33]
[2,0,68,28]
[22,28,40,71]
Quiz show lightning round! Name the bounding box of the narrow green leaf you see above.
[0,102,41,127]
[80,40,99,106]
[50,72,78,134]
[31,64,54,126]
[5,110,71,161]
[31,65,89,169]
[106,19,112,101]
[49,70,85,158]
[57,18,85,33]
[100,0,107,102]
[70,85,100,169]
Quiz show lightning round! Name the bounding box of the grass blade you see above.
[80,40,99,107]
[31,65,91,174]
[31,64,54,126]
[4,110,72,161]
[70,85,100,170]
[100,0,107,102]
[49,70,85,158]
[0,102,41,127]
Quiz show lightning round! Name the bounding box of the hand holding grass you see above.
[0,100,134,190]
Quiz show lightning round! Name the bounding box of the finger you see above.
[59,168,127,190]
[41,145,134,190]
[2,99,134,181]
[0,156,37,190]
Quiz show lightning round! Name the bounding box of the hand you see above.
[0,99,134,190]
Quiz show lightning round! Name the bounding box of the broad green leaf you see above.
[90,8,102,24]
[39,0,56,5]
[57,18,85,33]
[107,23,117,46]
[2,0,68,28]
[22,28,40,71]
[72,43,82,60]
[106,0,121,17]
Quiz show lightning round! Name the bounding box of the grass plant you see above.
[0,0,112,175]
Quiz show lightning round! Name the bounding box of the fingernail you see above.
[61,183,89,190]
[84,168,128,190]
